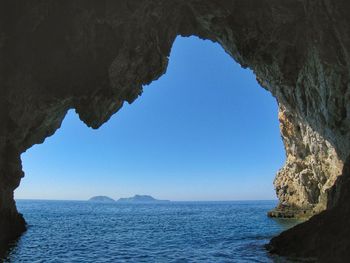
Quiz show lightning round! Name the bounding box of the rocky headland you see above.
[117,195,169,203]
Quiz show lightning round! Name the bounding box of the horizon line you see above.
[15,198,278,202]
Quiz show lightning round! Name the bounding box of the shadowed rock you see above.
[1,0,350,260]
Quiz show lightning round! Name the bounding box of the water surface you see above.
[4,200,300,262]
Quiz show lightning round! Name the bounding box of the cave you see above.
[1,0,350,262]
[17,36,283,202]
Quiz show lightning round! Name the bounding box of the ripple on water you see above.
[3,200,300,262]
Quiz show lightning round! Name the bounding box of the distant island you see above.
[117,195,170,203]
[89,196,115,202]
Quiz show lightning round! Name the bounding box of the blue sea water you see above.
[4,200,301,262]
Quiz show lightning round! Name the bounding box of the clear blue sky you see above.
[16,36,285,201]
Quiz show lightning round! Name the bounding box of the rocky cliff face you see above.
[1,0,350,261]
[269,104,343,218]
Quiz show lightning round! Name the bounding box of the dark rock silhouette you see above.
[1,0,350,261]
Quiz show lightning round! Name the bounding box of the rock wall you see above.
[1,0,350,261]
[267,156,350,262]
[269,105,343,218]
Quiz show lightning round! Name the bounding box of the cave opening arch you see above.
[2,0,349,261]
[17,36,284,203]
[4,35,293,262]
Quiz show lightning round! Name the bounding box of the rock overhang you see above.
[1,0,350,261]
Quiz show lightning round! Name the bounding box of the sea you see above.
[2,200,302,262]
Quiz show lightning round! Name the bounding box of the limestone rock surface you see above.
[269,105,343,218]
[1,0,350,261]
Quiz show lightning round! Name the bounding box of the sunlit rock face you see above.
[1,0,350,261]
[269,105,343,218]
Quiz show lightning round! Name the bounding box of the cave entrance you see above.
[6,36,292,262]
[16,36,284,201]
